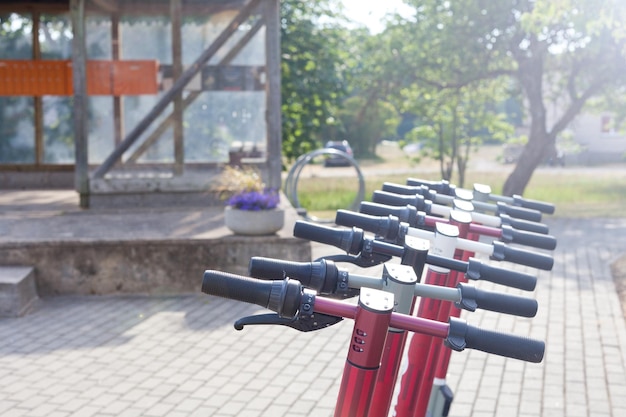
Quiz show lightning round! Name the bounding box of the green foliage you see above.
[280,0,349,161]
[335,96,399,157]
[366,0,626,195]
[399,79,515,186]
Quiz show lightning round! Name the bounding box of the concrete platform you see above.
[0,190,311,296]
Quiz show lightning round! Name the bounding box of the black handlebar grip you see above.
[381,182,422,196]
[491,241,554,270]
[293,220,363,255]
[406,178,453,195]
[495,202,543,222]
[466,258,537,291]
[446,317,544,363]
[249,257,335,294]
[513,195,555,215]
[359,201,418,225]
[335,210,400,241]
[373,190,428,211]
[499,225,557,250]
[457,283,538,317]
[499,214,549,235]
[248,257,314,282]
[202,270,302,318]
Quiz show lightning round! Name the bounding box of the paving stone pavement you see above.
[0,217,625,416]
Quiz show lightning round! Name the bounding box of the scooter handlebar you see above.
[500,225,557,250]
[500,214,550,235]
[293,220,363,255]
[466,258,537,291]
[513,195,555,215]
[446,317,544,363]
[201,272,545,363]
[249,257,336,294]
[457,283,538,317]
[359,201,418,226]
[202,270,302,318]
[496,202,542,222]
[491,241,554,270]
[335,209,400,241]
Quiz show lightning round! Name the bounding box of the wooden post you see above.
[32,12,44,165]
[171,0,184,175]
[112,13,124,146]
[71,0,90,208]
[264,0,282,190]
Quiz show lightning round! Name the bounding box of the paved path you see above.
[1,217,625,416]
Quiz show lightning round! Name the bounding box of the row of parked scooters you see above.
[202,177,556,417]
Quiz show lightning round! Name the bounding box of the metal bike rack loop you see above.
[284,148,366,223]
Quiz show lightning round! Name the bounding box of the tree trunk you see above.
[437,122,453,180]
[503,51,550,196]
[502,131,552,196]
[503,38,605,196]
[457,139,470,188]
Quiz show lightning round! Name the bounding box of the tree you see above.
[336,95,399,157]
[279,0,349,161]
[390,0,626,195]
[502,0,626,195]
[336,27,415,156]
[361,4,517,187]
[402,81,513,187]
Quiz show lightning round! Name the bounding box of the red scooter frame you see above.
[201,271,545,417]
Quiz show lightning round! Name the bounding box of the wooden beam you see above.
[93,0,262,178]
[220,16,265,64]
[0,4,69,14]
[126,92,200,164]
[70,0,90,208]
[171,0,184,176]
[264,0,282,190]
[91,0,119,13]
[94,1,246,16]
[124,17,265,164]
[112,13,124,146]
[32,12,44,165]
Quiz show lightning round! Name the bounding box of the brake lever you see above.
[234,313,343,332]
[316,252,391,268]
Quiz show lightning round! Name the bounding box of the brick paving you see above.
[445,217,626,417]
[1,213,625,416]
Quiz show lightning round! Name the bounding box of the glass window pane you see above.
[0,14,34,164]
[123,95,174,163]
[0,13,33,59]
[184,91,266,163]
[112,6,268,165]
[0,97,35,163]
[39,14,72,59]
[42,96,74,163]
[121,19,171,62]
[88,96,114,164]
[86,17,111,59]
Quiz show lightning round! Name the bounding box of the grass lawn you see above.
[288,144,626,220]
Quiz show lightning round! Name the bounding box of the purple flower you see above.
[227,188,280,211]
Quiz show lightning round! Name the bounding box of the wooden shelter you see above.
[0,0,282,208]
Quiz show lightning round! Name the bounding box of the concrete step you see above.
[0,266,38,317]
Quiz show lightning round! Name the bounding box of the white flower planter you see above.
[224,206,285,235]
